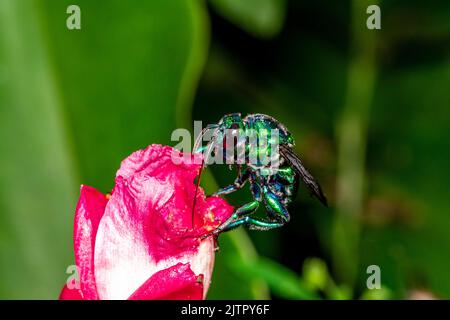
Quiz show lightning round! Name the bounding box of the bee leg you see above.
[239,192,291,231]
[212,168,250,197]
[211,184,239,197]
[244,217,285,231]
[210,200,259,235]
[263,191,291,224]
[213,235,220,252]
[215,215,284,232]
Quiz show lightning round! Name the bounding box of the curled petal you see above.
[128,263,203,300]
[74,185,108,300]
[59,285,84,300]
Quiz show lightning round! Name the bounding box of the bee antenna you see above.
[192,127,218,229]
[192,156,205,229]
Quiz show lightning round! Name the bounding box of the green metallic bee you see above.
[193,113,327,237]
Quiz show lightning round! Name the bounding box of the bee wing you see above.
[280,144,328,206]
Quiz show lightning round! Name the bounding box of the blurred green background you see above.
[0,0,449,299]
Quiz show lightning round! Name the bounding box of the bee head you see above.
[218,113,243,130]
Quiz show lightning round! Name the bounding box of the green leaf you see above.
[0,0,208,298]
[360,287,393,300]
[0,0,78,299]
[38,0,208,192]
[209,0,286,38]
[303,257,328,291]
[227,256,319,300]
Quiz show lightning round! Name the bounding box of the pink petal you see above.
[93,145,233,300]
[128,263,203,300]
[74,185,108,300]
[59,284,84,300]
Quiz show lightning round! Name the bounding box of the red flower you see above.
[60,145,233,300]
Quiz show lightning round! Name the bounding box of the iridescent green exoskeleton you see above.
[193,113,327,237]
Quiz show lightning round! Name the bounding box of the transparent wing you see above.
[280,144,328,206]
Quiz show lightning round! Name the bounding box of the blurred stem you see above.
[194,169,270,299]
[175,0,210,130]
[225,220,271,299]
[227,256,320,300]
[332,0,378,287]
